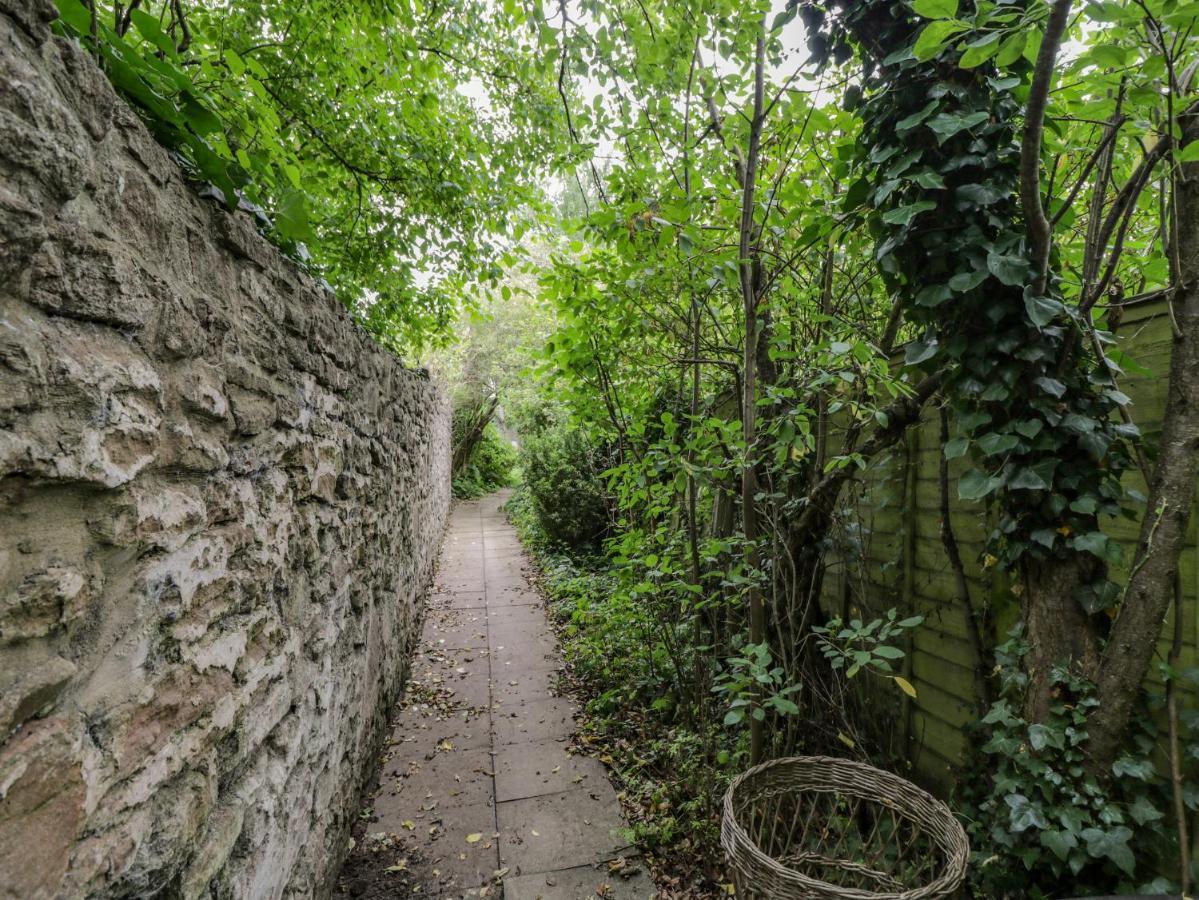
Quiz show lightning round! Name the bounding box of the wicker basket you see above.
[721,756,969,899]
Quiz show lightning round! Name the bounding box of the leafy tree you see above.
[55,0,564,352]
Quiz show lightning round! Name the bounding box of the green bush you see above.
[962,626,1181,898]
[452,425,517,499]
[519,426,609,549]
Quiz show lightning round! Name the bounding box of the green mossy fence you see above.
[821,295,1194,792]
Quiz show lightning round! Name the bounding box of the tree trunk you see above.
[1088,151,1199,772]
[1022,555,1102,720]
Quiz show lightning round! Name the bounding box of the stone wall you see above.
[0,3,451,897]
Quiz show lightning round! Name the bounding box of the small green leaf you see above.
[912,0,959,18]
[959,39,999,68]
[976,432,1018,456]
[1008,467,1049,491]
[994,31,1029,67]
[1080,826,1135,876]
[896,100,940,131]
[1178,142,1199,163]
[987,251,1028,286]
[1024,292,1064,327]
[905,335,938,365]
[959,468,1002,500]
[944,437,970,459]
[881,200,938,226]
[1128,794,1164,826]
[926,109,990,142]
[948,269,988,292]
[1072,531,1109,558]
[274,188,316,242]
[1014,419,1043,439]
[1039,828,1078,862]
[913,20,969,61]
[1006,793,1049,833]
[1034,376,1066,398]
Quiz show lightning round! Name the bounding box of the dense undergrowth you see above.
[505,487,735,897]
[450,425,517,500]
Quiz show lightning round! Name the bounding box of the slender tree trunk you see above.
[741,17,766,764]
[1089,149,1199,772]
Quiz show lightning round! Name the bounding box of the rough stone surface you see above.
[0,5,451,898]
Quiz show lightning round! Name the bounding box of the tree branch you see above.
[1021,0,1073,295]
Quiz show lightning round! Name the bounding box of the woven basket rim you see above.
[720,755,970,900]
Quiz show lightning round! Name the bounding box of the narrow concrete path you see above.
[355,490,656,899]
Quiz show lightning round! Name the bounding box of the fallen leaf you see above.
[466,833,483,843]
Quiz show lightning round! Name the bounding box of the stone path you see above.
[350,490,656,899]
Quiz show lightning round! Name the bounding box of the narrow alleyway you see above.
[336,491,656,899]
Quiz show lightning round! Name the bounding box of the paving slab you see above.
[487,586,544,608]
[487,603,547,626]
[491,667,560,706]
[494,738,610,802]
[438,577,487,593]
[484,544,526,559]
[401,800,501,896]
[503,861,657,900]
[485,560,529,581]
[422,608,489,650]
[493,696,577,746]
[497,786,634,875]
[378,745,496,812]
[489,620,557,647]
[491,638,564,674]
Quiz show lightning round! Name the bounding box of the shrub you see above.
[962,626,1180,898]
[452,425,517,499]
[519,426,609,549]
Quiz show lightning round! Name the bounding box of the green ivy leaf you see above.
[926,109,990,142]
[1039,828,1078,862]
[948,269,988,292]
[896,100,939,131]
[1008,467,1049,491]
[1128,794,1164,826]
[944,437,970,459]
[1033,376,1066,398]
[275,188,316,243]
[977,432,1018,456]
[1024,292,1064,327]
[959,468,1002,500]
[1178,142,1199,163]
[881,200,938,226]
[1006,793,1049,833]
[905,335,939,365]
[986,251,1028,286]
[1112,756,1156,781]
[1014,419,1043,439]
[1080,826,1135,876]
